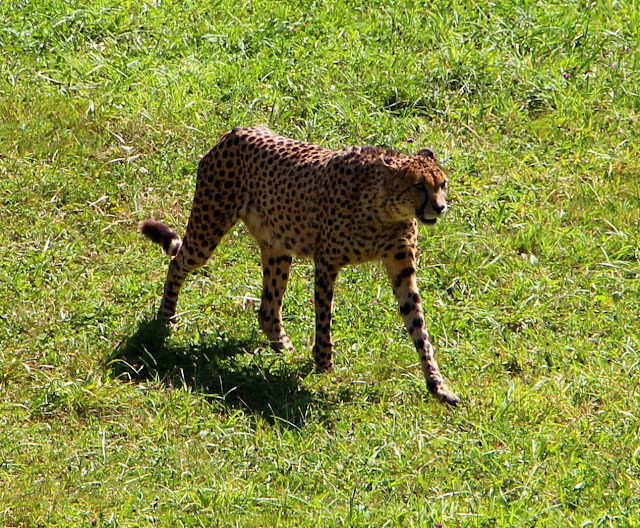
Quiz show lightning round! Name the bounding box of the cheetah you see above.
[140,125,460,405]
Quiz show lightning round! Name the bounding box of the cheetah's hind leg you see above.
[258,248,294,353]
[140,217,227,325]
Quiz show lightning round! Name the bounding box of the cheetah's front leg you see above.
[312,256,338,372]
[383,254,461,405]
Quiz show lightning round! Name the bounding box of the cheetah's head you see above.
[382,148,449,225]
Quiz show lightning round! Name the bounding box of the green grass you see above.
[1,0,640,526]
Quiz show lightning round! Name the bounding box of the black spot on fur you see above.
[400,302,413,315]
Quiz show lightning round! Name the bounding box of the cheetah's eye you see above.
[414,182,426,191]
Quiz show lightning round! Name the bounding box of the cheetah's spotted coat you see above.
[141,125,460,404]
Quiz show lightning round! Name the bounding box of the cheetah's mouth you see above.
[417,202,442,225]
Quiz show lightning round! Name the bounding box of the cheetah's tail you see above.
[139,219,182,257]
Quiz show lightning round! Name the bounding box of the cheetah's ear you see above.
[379,155,401,175]
[417,148,436,160]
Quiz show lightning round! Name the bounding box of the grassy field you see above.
[1,0,640,526]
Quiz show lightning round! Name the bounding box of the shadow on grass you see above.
[108,317,316,427]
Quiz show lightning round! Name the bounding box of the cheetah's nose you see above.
[433,204,446,215]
